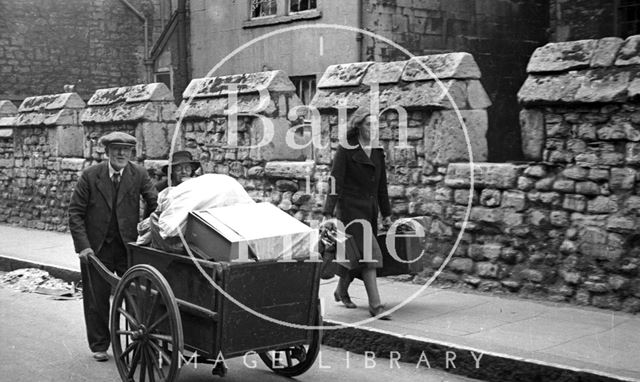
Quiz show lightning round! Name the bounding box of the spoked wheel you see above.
[258,303,322,377]
[111,265,184,382]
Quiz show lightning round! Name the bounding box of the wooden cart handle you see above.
[87,253,121,287]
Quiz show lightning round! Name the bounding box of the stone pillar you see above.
[0,100,18,224]
[7,92,86,230]
[177,71,316,221]
[80,83,177,164]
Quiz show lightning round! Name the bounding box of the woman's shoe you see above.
[369,304,392,320]
[333,290,357,309]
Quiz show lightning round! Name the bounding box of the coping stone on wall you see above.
[519,35,640,106]
[526,39,598,73]
[310,53,489,111]
[178,70,300,120]
[81,83,175,124]
[0,100,18,117]
[182,70,296,99]
[0,100,17,135]
[14,93,86,127]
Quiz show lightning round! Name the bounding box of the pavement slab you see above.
[1,223,639,382]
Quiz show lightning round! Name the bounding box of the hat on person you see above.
[162,150,201,175]
[99,131,137,147]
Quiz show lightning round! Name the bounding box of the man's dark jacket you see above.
[68,161,158,253]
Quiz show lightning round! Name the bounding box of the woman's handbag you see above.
[318,227,338,279]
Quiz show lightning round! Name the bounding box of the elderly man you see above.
[68,132,157,362]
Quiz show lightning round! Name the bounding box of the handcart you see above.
[87,242,322,381]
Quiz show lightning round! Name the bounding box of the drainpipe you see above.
[119,0,152,83]
[176,0,188,95]
[357,0,364,62]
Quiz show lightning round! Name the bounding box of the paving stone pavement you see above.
[1,224,638,381]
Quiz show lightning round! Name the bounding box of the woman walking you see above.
[322,106,393,320]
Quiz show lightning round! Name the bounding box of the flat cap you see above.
[100,131,137,147]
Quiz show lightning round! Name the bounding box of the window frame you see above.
[244,0,321,28]
[615,0,640,37]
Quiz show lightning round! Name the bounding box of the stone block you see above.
[575,123,597,140]
[467,80,492,109]
[527,40,597,73]
[401,53,481,81]
[588,168,609,181]
[615,35,640,66]
[249,117,308,161]
[362,61,406,85]
[448,258,474,273]
[563,194,586,212]
[445,163,520,189]
[453,189,478,205]
[550,211,569,227]
[503,211,524,226]
[480,189,501,207]
[597,123,627,140]
[610,167,636,191]
[501,191,526,211]
[264,160,315,179]
[423,110,488,165]
[520,269,545,283]
[388,185,405,198]
[575,181,600,195]
[519,109,544,161]
[625,124,640,142]
[591,37,624,67]
[528,209,549,226]
[573,68,631,103]
[607,216,636,233]
[518,176,535,191]
[476,262,500,278]
[553,179,575,193]
[562,166,588,181]
[317,62,373,88]
[140,122,170,159]
[470,206,502,223]
[51,125,83,157]
[518,72,583,105]
[524,165,546,178]
[60,158,86,171]
[535,177,554,191]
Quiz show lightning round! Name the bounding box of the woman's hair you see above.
[347,106,372,139]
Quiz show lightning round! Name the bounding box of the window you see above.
[155,70,173,93]
[244,0,320,27]
[618,0,640,37]
[251,0,277,18]
[290,0,316,13]
[291,75,317,106]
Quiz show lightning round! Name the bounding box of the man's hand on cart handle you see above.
[320,214,335,231]
[382,216,393,230]
[78,248,94,263]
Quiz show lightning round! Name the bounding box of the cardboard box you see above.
[186,203,317,263]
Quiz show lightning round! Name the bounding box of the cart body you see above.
[127,244,321,359]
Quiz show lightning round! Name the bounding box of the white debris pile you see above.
[0,268,76,294]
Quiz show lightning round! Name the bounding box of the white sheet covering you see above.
[156,174,254,239]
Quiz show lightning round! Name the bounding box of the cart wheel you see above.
[258,303,322,377]
[111,265,184,382]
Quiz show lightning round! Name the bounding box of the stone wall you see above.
[176,71,318,220]
[549,0,616,42]
[0,0,166,103]
[0,83,176,230]
[0,93,86,230]
[361,0,549,162]
[406,36,640,313]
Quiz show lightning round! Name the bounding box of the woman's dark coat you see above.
[323,138,391,267]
